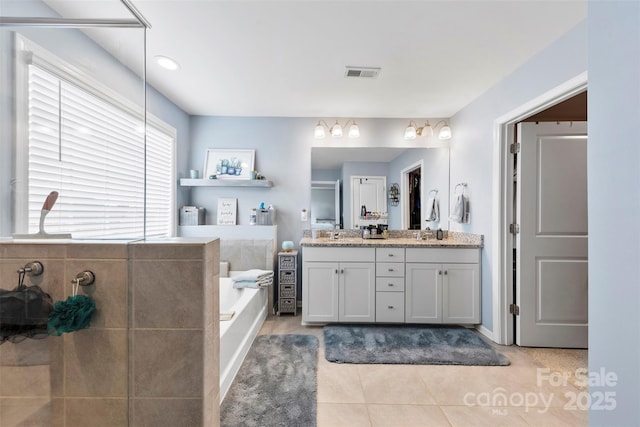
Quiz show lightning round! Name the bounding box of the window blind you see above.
[27,65,174,239]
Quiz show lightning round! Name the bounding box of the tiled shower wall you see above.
[0,239,219,427]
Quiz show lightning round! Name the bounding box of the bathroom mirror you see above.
[311,147,450,230]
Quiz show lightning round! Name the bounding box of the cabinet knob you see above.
[388,268,394,272]
[444,271,448,275]
[388,305,394,309]
[387,283,394,287]
[341,269,344,274]
[335,269,338,274]
[438,271,442,275]
[388,253,394,257]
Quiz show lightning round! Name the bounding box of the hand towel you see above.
[462,195,470,224]
[449,193,465,223]
[425,196,440,222]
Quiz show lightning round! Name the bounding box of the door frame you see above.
[491,72,587,345]
[400,160,424,230]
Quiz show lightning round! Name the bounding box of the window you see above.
[16,36,175,239]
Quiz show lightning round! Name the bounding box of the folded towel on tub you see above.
[232,277,273,289]
[231,269,274,283]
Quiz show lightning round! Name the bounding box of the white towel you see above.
[231,269,273,283]
[462,196,470,224]
[449,193,465,223]
[232,277,273,289]
[425,196,440,222]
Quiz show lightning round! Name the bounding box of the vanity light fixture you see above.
[314,119,360,139]
[404,120,452,141]
[155,55,180,71]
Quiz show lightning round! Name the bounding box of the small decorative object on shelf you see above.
[282,241,294,252]
[277,250,297,316]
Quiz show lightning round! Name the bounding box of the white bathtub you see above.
[219,272,268,401]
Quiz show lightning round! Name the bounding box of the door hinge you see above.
[509,223,520,234]
[509,304,520,316]
[510,143,520,154]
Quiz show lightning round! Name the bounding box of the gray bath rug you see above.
[324,324,510,366]
[221,334,318,427]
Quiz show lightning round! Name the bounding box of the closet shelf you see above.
[180,178,273,188]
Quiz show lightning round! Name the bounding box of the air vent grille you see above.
[344,66,381,79]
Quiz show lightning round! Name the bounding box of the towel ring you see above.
[429,189,438,197]
[455,183,467,195]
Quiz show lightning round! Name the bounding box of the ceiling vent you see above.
[344,66,381,79]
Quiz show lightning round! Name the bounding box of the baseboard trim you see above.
[475,324,498,344]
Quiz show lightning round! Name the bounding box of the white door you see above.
[516,122,588,348]
[351,176,386,228]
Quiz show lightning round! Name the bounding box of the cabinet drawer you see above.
[279,298,296,313]
[376,248,405,262]
[279,283,296,298]
[376,262,405,277]
[279,255,297,270]
[376,292,405,323]
[279,269,296,285]
[304,247,375,262]
[406,248,480,264]
[376,277,405,292]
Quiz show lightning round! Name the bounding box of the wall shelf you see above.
[180,178,273,188]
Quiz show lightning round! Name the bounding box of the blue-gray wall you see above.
[449,20,588,332]
[588,1,640,425]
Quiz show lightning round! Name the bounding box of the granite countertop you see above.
[300,232,483,249]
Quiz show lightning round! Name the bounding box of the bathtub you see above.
[219,272,268,401]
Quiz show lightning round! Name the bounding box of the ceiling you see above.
[41,0,587,118]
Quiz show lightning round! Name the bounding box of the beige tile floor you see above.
[258,313,588,427]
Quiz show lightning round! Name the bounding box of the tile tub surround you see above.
[0,238,220,427]
[300,230,483,248]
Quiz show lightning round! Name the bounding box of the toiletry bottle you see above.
[437,228,444,240]
[360,205,366,217]
[250,209,257,225]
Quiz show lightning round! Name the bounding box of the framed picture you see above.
[203,149,255,180]
[217,198,237,225]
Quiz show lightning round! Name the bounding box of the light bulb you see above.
[438,124,452,140]
[330,122,343,138]
[348,123,360,138]
[314,123,326,139]
[421,123,434,138]
[404,125,417,140]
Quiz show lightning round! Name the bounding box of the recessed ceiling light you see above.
[155,55,180,71]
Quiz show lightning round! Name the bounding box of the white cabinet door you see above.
[303,262,339,322]
[442,263,480,324]
[405,263,441,323]
[339,262,375,322]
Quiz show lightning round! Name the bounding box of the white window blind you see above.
[26,64,174,239]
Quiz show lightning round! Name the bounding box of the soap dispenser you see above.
[436,228,444,240]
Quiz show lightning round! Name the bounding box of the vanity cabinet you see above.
[405,248,480,324]
[302,247,375,323]
[302,244,481,325]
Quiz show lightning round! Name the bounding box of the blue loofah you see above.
[47,295,96,336]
